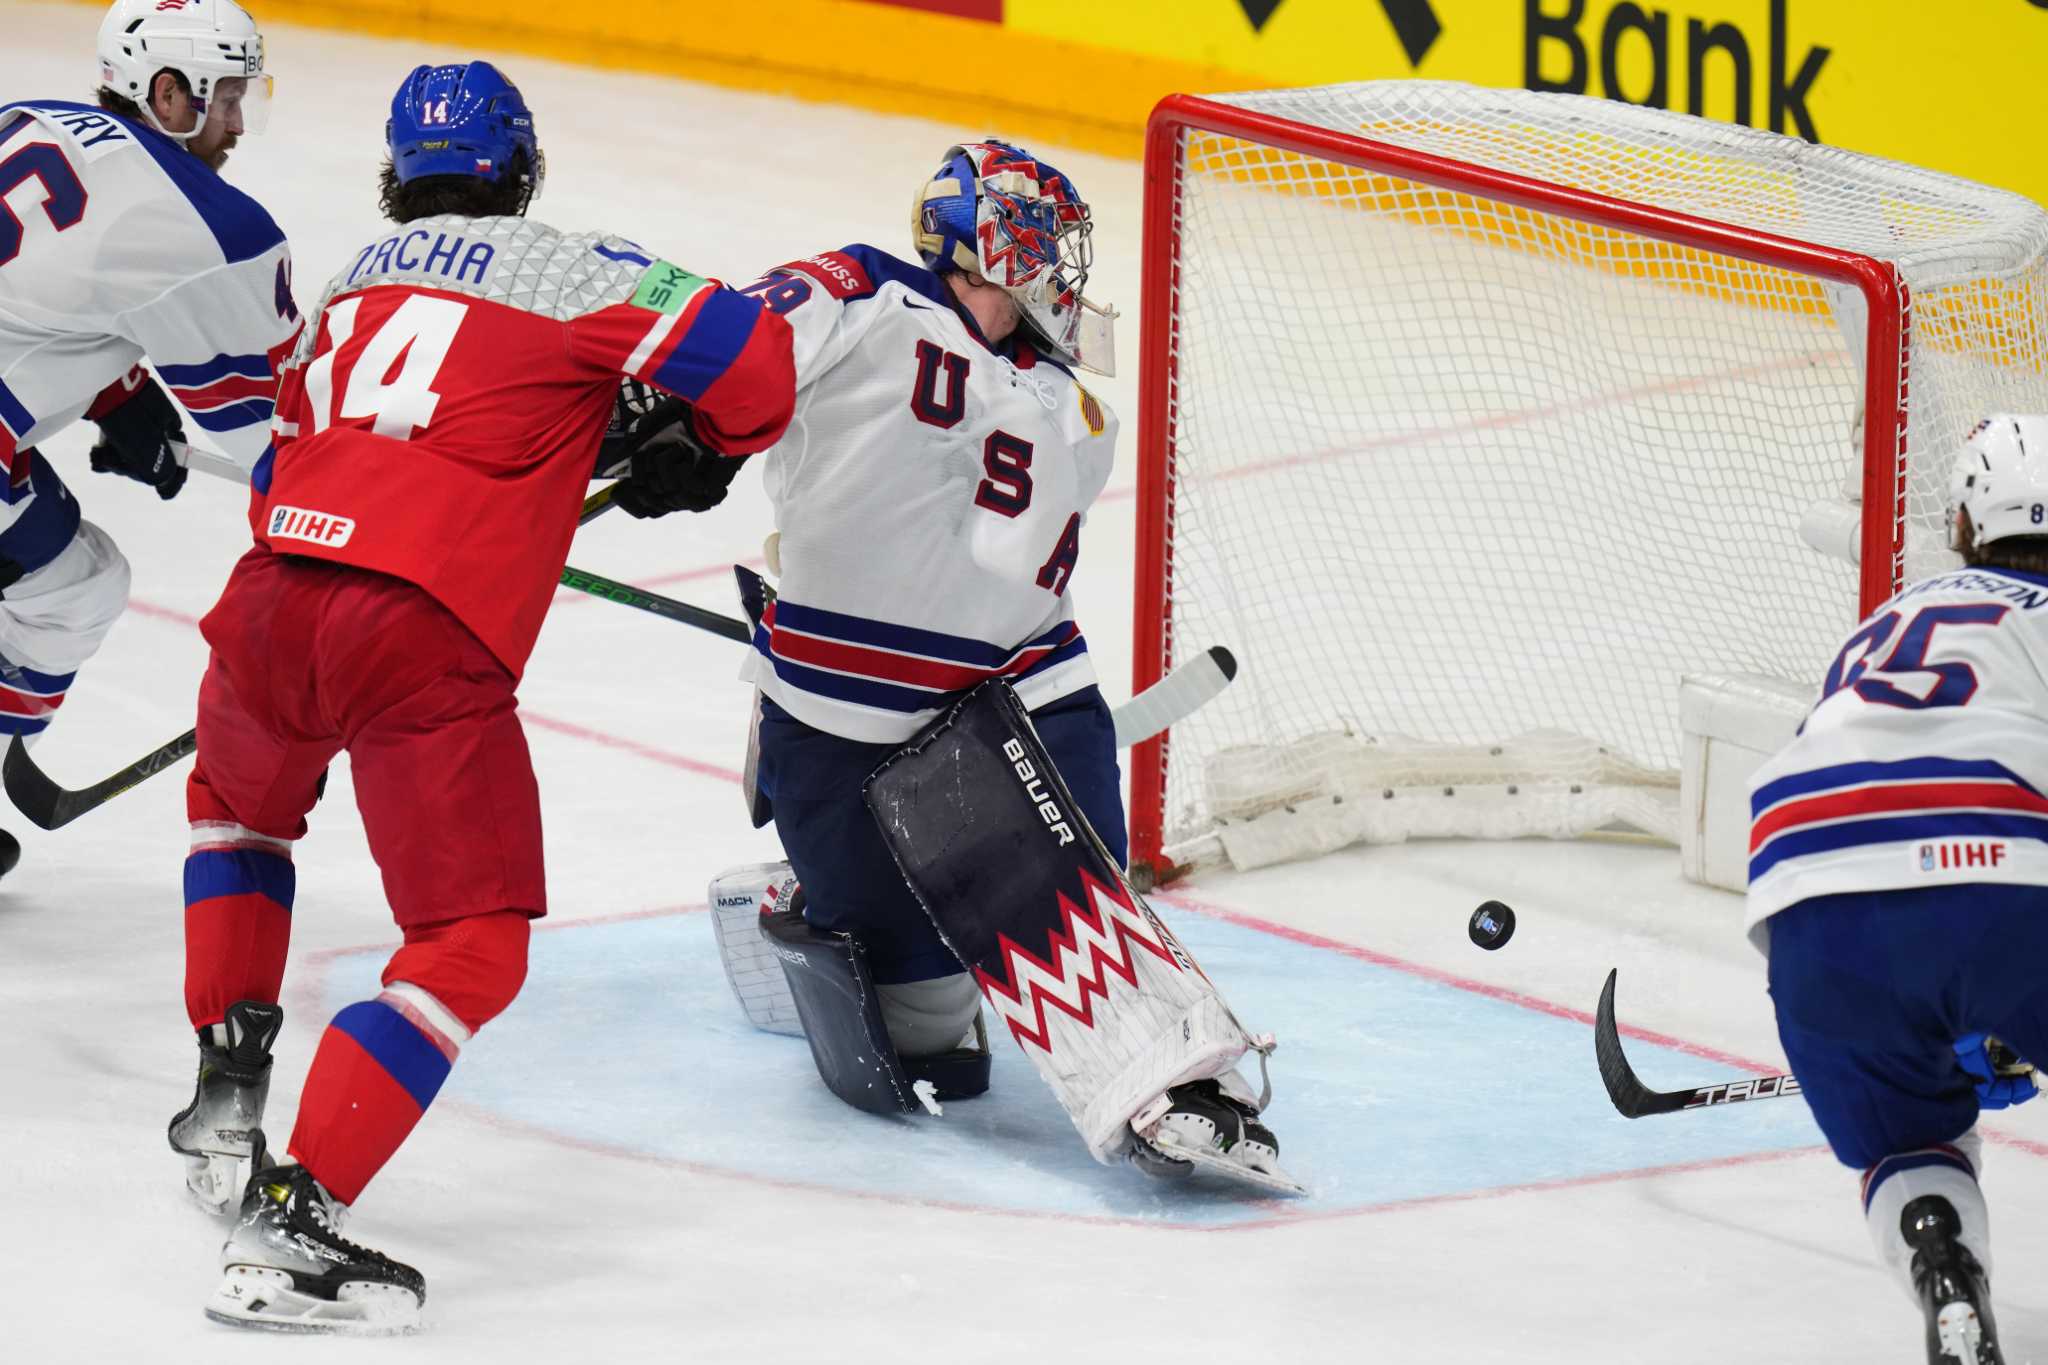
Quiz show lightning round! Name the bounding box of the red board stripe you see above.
[857,0,1002,19]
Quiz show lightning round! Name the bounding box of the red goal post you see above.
[1125,84,2048,887]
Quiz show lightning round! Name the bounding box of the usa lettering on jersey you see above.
[733,244,1120,746]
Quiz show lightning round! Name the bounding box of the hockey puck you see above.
[1469,900,1515,950]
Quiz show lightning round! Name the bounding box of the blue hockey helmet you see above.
[912,140,1116,375]
[386,62,543,207]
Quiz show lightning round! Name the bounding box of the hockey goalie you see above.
[683,138,1296,1193]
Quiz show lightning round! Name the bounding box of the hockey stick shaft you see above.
[558,564,750,642]
[1594,968,1802,1117]
[3,642,1234,829]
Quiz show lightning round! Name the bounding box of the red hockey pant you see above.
[183,550,543,1201]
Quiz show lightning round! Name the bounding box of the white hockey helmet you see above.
[1948,415,2048,551]
[96,0,271,139]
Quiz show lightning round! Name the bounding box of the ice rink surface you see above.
[4,5,2048,1359]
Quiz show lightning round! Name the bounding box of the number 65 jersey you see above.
[1746,565,2048,943]
[735,245,1118,745]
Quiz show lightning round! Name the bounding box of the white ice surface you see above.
[3,5,2047,1360]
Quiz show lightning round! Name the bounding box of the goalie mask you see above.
[913,141,1117,376]
[1948,414,2048,551]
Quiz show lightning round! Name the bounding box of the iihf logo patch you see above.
[267,504,354,548]
[1915,840,2009,873]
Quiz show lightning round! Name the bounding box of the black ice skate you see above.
[206,1145,424,1335]
[1902,1195,2005,1365]
[1129,1077,1304,1195]
[168,999,282,1214]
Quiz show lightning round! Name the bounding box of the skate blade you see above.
[205,1266,421,1336]
[182,1152,245,1217]
[1143,1131,1307,1197]
[1934,1301,1993,1364]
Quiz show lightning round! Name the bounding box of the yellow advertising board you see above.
[1004,0,2048,201]
[62,0,2048,202]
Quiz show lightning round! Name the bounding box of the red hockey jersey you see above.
[257,214,794,675]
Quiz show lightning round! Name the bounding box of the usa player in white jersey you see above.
[1747,416,2048,1365]
[695,143,1288,1186]
[0,0,295,859]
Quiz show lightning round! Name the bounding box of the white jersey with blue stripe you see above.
[735,245,1115,744]
[1746,565,2048,944]
[0,102,296,501]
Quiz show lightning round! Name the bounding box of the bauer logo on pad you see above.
[1001,737,1076,846]
[268,505,355,548]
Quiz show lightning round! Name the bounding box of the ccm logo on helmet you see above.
[1001,737,1076,846]
[268,504,355,548]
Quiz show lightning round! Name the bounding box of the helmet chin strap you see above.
[136,70,210,143]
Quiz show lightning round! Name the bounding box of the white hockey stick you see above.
[173,442,254,486]
[1111,645,1236,748]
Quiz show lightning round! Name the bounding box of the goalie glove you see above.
[1954,1032,2039,1110]
[87,367,188,500]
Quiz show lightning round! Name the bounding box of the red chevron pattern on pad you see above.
[974,869,1189,1053]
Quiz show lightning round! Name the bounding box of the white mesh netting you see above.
[1149,81,2048,872]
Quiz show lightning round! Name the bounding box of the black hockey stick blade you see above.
[4,728,197,830]
[1594,968,1802,1118]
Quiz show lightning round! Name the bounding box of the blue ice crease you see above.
[318,908,1824,1226]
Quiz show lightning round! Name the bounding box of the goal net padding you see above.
[1130,82,2048,886]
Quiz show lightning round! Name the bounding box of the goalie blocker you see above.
[864,681,1298,1189]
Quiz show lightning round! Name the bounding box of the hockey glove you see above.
[88,370,188,500]
[1954,1032,2039,1110]
[594,378,665,479]
[610,401,747,519]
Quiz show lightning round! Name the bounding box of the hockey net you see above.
[1131,82,2048,885]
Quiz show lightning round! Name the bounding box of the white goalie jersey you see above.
[735,244,1116,745]
[1747,565,2048,945]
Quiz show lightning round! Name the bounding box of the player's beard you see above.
[204,136,237,172]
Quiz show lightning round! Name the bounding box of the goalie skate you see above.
[1130,1078,1305,1197]
[206,1149,424,1336]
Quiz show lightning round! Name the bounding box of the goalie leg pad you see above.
[761,905,919,1116]
[864,681,1270,1164]
[707,863,803,1036]
[759,908,991,1113]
